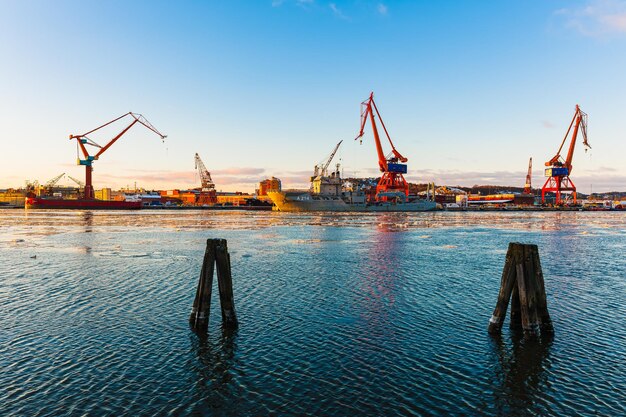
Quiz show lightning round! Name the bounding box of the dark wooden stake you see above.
[509,284,522,330]
[215,240,238,329]
[488,242,518,334]
[532,247,553,333]
[488,242,552,338]
[189,239,238,332]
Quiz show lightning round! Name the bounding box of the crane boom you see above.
[545,105,590,172]
[319,140,343,177]
[68,175,85,187]
[45,173,65,187]
[355,92,407,172]
[194,153,215,191]
[69,112,166,199]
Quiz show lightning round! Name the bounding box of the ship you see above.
[25,197,142,210]
[267,166,437,212]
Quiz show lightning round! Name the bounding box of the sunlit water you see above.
[1,209,625,416]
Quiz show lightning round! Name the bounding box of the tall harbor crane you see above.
[194,153,215,191]
[523,158,532,195]
[313,140,343,180]
[194,153,217,205]
[541,105,591,205]
[70,112,166,200]
[355,92,409,201]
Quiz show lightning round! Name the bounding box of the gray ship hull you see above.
[267,191,437,212]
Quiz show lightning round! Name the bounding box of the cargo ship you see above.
[268,190,437,212]
[25,197,142,210]
[267,166,437,212]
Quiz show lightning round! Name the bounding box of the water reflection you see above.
[81,211,94,232]
[489,331,555,415]
[354,220,408,335]
[375,212,409,233]
[189,328,239,413]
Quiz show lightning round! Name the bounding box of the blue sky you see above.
[0,0,625,192]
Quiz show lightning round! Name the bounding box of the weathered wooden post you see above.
[488,242,553,337]
[487,242,518,334]
[215,239,238,329]
[189,239,238,332]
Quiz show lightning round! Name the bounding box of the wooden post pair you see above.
[189,239,238,332]
[488,243,553,337]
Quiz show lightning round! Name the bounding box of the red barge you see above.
[25,197,142,210]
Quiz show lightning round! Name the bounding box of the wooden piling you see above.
[488,242,552,338]
[509,284,521,330]
[215,239,238,329]
[532,247,553,333]
[487,242,518,334]
[189,239,238,332]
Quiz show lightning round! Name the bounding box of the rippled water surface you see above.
[1,209,625,416]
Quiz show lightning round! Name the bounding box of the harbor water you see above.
[1,210,625,416]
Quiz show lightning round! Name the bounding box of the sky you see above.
[0,0,625,193]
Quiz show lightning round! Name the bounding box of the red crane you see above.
[70,112,166,200]
[523,157,532,194]
[541,105,591,205]
[355,92,409,201]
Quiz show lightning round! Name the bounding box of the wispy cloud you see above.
[272,1,387,20]
[541,120,555,129]
[556,0,626,36]
[408,169,527,188]
[98,171,195,186]
[212,167,265,176]
[329,3,349,20]
[272,0,314,8]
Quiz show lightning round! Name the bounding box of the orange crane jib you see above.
[354,92,409,200]
[69,112,166,200]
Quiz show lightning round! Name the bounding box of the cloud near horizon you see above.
[7,167,622,193]
[92,167,268,190]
